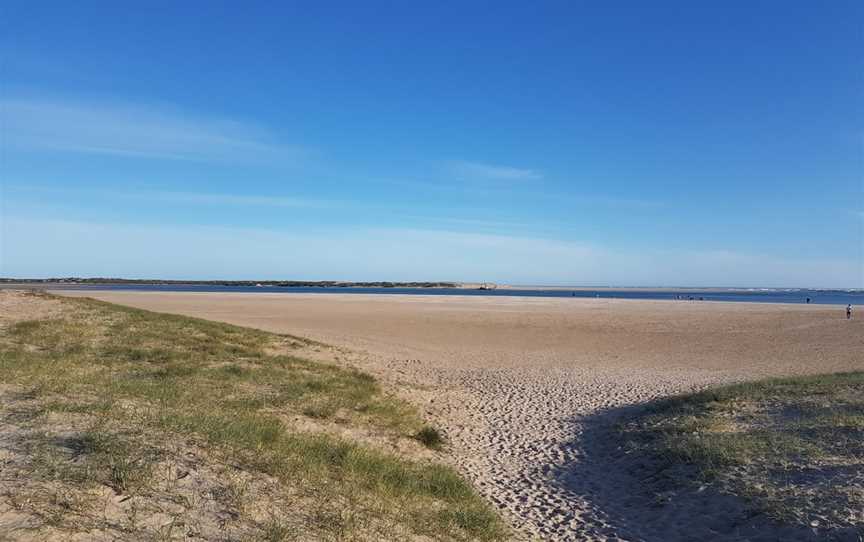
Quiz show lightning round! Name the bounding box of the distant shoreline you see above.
[3,282,859,306]
[502,285,863,293]
[0,278,461,289]
[0,279,858,292]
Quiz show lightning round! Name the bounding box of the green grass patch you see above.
[0,293,506,540]
[27,427,157,495]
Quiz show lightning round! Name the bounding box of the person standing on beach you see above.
[847,304,853,320]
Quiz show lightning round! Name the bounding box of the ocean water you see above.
[40,284,863,305]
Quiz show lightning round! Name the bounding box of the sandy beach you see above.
[54,291,864,540]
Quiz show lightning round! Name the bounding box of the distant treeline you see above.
[0,277,459,288]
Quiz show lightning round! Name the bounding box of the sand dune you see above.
[55,291,864,540]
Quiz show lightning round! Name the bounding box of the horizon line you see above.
[1,277,861,291]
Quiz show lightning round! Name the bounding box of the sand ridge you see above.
[54,291,864,540]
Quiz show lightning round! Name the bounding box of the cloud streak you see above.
[136,191,334,209]
[6,184,336,210]
[449,160,542,181]
[1,98,309,163]
[3,217,861,288]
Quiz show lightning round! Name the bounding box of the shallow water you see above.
[41,284,864,305]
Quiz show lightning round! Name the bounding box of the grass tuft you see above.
[414,426,445,450]
[260,516,294,541]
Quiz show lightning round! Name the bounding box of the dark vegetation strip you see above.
[620,372,864,530]
[0,278,458,288]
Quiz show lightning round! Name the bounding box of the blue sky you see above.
[1,1,862,287]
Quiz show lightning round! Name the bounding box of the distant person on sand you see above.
[847,304,853,320]
[805,297,811,304]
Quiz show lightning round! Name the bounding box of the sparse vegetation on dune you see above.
[620,372,864,534]
[0,291,505,541]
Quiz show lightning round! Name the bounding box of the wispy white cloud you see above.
[376,176,660,209]
[397,215,538,230]
[7,183,334,209]
[449,160,542,181]
[3,217,861,288]
[0,98,309,163]
[136,191,333,209]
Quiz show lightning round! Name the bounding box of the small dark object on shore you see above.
[415,426,444,449]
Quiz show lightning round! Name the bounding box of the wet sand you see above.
[54,291,864,540]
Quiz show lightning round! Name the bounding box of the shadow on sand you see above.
[551,402,862,542]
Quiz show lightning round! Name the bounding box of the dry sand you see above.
[54,291,864,540]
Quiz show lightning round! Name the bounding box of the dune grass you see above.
[414,426,445,450]
[620,372,864,530]
[0,292,505,540]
